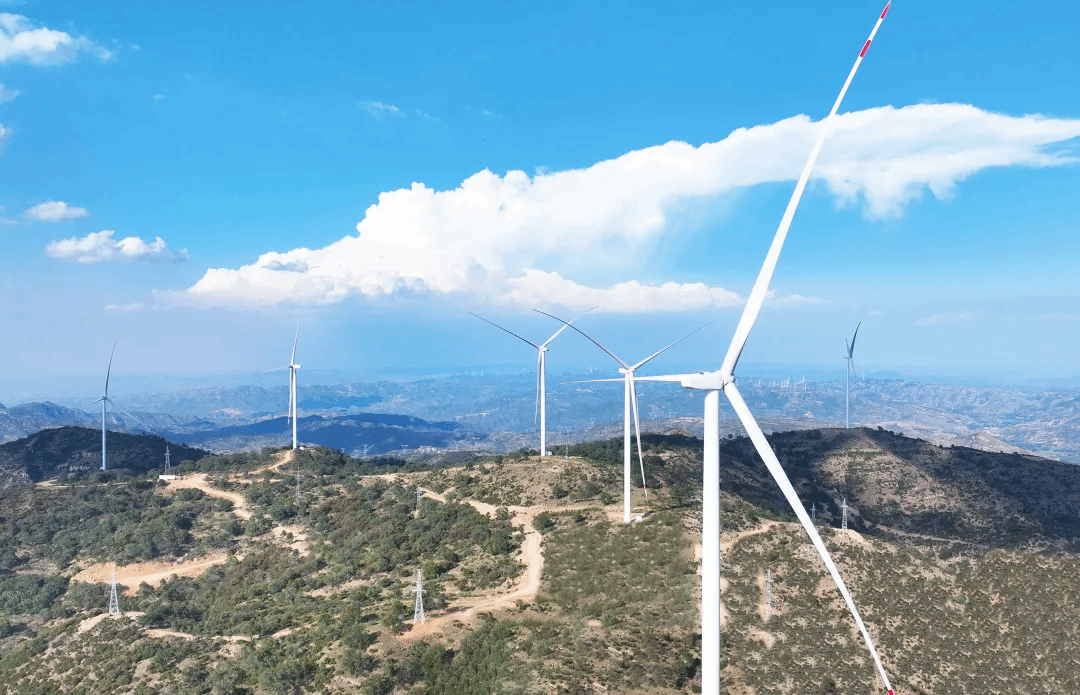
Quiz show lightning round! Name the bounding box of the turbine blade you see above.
[539,305,598,348]
[110,404,156,433]
[632,373,701,383]
[291,323,299,364]
[287,369,295,424]
[533,309,629,369]
[844,337,852,358]
[534,351,542,431]
[105,338,117,398]
[630,316,721,371]
[851,360,859,379]
[562,378,625,385]
[723,381,892,692]
[470,312,541,349]
[83,398,104,409]
[630,378,648,501]
[850,321,861,357]
[719,7,890,379]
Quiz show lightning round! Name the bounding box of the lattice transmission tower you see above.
[413,569,425,624]
[765,569,773,620]
[108,568,121,616]
[164,446,170,473]
[841,498,848,530]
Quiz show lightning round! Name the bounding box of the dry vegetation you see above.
[3,430,1080,694]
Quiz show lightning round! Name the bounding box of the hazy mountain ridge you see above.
[5,375,1080,462]
[0,427,211,488]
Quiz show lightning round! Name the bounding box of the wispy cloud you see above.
[152,93,165,102]
[24,200,88,222]
[1039,312,1080,323]
[0,13,111,65]
[104,302,146,313]
[0,122,9,151]
[0,82,16,102]
[915,311,976,327]
[46,230,188,263]
[173,103,1080,311]
[358,100,402,120]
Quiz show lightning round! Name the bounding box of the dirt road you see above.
[405,490,546,639]
[72,554,230,592]
[167,474,251,520]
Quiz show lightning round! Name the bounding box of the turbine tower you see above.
[470,309,591,456]
[540,312,714,523]
[629,6,895,693]
[279,325,302,450]
[843,322,861,428]
[84,340,118,471]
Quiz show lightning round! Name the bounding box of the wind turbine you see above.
[540,311,715,523]
[633,6,895,693]
[470,309,591,456]
[85,339,117,471]
[283,325,301,450]
[843,322,861,428]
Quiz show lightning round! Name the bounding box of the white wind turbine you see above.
[843,321,861,428]
[470,310,590,456]
[634,6,895,693]
[539,311,715,523]
[283,326,301,450]
[84,339,118,471]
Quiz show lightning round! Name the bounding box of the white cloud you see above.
[1039,312,1080,323]
[501,270,742,312]
[0,82,17,102]
[24,200,88,222]
[46,230,188,263]
[915,311,976,327]
[0,13,109,65]
[104,302,146,313]
[0,122,9,150]
[176,103,1080,311]
[358,100,401,119]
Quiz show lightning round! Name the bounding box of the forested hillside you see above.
[1,431,1080,693]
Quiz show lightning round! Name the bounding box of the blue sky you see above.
[2,0,1080,396]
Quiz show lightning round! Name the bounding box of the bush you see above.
[534,512,555,533]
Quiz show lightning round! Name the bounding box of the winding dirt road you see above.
[168,473,252,519]
[405,489,547,638]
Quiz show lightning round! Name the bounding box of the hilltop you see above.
[623,426,1080,552]
[0,427,210,488]
[2,429,1080,693]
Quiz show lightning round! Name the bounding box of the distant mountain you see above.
[648,426,1080,551]
[172,413,469,456]
[0,427,211,488]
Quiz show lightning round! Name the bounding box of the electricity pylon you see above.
[108,568,121,616]
[413,569,425,624]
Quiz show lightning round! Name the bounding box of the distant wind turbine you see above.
[540,311,715,523]
[470,309,592,456]
[843,322,861,428]
[279,325,302,450]
[632,6,895,693]
[84,339,117,471]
